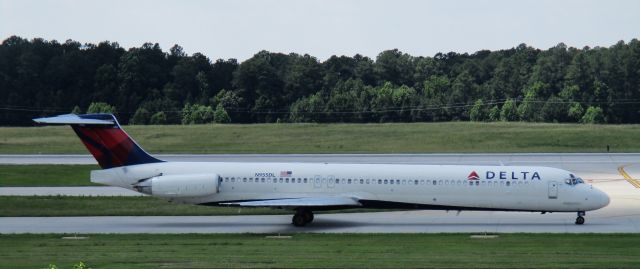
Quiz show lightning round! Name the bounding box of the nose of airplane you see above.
[594,187,610,209]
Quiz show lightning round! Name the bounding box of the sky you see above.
[1,0,639,61]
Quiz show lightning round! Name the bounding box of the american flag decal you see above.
[280,170,292,177]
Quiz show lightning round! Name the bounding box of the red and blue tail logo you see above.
[68,114,162,169]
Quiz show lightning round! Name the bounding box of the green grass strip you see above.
[0,233,638,268]
[2,122,640,154]
[0,196,390,217]
[0,165,99,186]
[0,196,289,216]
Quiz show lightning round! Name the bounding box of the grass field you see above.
[0,164,99,186]
[2,122,640,154]
[0,196,385,217]
[0,196,290,216]
[0,233,638,269]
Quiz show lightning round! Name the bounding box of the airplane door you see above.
[548,181,558,199]
[327,175,335,188]
[314,175,322,189]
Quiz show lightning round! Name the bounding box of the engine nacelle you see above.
[134,174,220,198]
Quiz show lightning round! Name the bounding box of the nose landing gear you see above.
[292,208,314,227]
[575,211,585,225]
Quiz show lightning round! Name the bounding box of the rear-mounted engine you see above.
[133,174,220,198]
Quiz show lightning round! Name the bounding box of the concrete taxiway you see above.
[0,187,143,196]
[0,153,639,233]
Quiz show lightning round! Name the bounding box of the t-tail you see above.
[33,114,162,169]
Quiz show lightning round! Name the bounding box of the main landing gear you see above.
[292,208,314,227]
[575,211,585,225]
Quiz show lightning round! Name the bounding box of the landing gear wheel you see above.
[575,211,586,225]
[292,213,307,227]
[303,211,314,223]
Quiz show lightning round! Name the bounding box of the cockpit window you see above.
[565,174,584,185]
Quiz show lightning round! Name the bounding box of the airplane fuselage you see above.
[92,162,610,213]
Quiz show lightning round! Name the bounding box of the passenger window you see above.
[414,180,418,185]
[360,179,364,184]
[261,178,265,183]
[420,180,425,185]
[304,178,308,183]
[285,178,289,183]
[348,179,352,184]
[390,180,394,185]
[475,181,479,186]
[378,179,382,184]
[366,179,370,184]
[279,178,283,183]
[506,181,510,186]
[297,178,301,183]
[402,180,406,185]
[469,181,473,186]
[384,179,388,184]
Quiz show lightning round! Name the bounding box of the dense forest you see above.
[1,36,639,126]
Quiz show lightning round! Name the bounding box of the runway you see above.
[0,187,143,196]
[1,179,639,233]
[1,153,639,233]
[3,153,640,166]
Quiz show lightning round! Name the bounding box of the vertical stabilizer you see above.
[33,114,162,169]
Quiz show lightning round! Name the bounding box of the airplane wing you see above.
[220,196,361,207]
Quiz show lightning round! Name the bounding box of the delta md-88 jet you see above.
[34,114,610,226]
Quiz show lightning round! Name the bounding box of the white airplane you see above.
[34,114,610,226]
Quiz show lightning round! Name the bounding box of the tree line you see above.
[1,35,639,126]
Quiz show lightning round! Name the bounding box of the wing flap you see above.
[221,197,361,207]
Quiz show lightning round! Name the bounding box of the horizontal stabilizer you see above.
[221,196,361,207]
[32,113,162,169]
[33,114,115,125]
